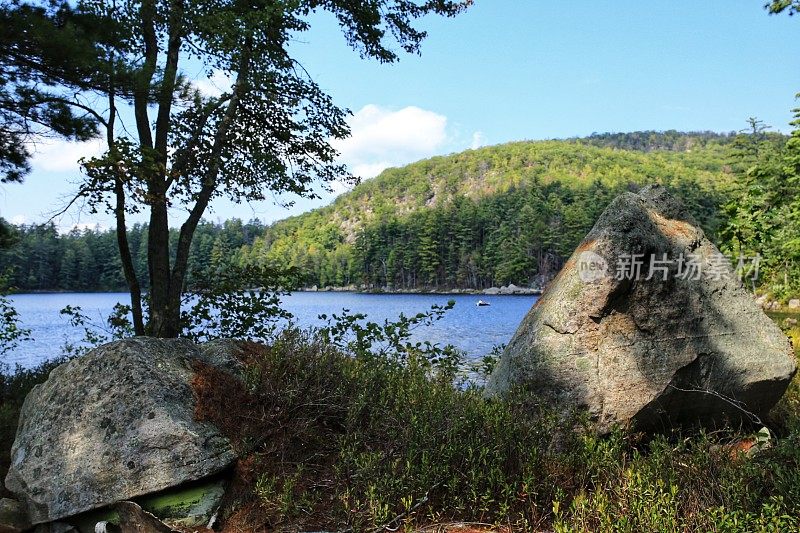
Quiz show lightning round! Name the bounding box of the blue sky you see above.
[1,0,798,230]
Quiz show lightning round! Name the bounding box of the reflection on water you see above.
[5,292,537,369]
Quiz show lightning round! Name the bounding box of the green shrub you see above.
[192,326,800,532]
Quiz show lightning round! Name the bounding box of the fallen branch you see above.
[668,384,764,427]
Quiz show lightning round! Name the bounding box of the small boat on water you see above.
[476,300,490,307]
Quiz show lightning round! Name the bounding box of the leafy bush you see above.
[58,303,133,356]
[0,272,29,357]
[180,264,300,343]
[56,263,301,349]
[0,296,29,358]
[318,300,462,372]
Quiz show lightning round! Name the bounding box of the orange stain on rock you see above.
[648,210,696,240]
[576,238,598,253]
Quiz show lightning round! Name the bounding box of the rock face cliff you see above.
[5,338,242,525]
[486,185,796,432]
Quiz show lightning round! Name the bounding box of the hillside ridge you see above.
[240,132,741,291]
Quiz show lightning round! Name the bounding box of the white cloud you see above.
[350,162,392,179]
[471,131,487,150]
[10,215,28,225]
[195,69,233,98]
[30,138,105,173]
[332,104,449,182]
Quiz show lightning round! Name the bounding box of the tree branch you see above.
[154,0,184,159]
[33,94,109,128]
[668,384,764,427]
[45,182,96,224]
[167,95,230,190]
[168,44,251,308]
[133,0,157,150]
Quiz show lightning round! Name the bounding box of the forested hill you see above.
[0,131,755,293]
[242,132,743,290]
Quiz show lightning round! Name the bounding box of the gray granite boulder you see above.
[487,185,796,432]
[5,338,242,525]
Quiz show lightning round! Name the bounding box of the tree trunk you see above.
[115,181,145,335]
[147,194,177,337]
[137,0,185,338]
[108,87,145,335]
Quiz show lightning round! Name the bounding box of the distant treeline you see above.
[0,183,725,293]
[576,130,738,152]
[241,181,728,291]
[0,219,265,292]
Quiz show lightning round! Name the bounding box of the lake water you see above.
[4,292,538,369]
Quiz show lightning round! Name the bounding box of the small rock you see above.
[483,287,500,295]
[504,284,521,294]
[94,521,121,533]
[789,298,800,309]
[0,498,30,532]
[784,318,798,328]
[116,502,177,533]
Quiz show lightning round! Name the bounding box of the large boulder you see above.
[487,185,796,432]
[5,338,242,525]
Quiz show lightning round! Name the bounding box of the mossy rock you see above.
[61,476,227,532]
[139,477,227,528]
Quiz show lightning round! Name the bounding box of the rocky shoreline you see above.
[300,283,542,296]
